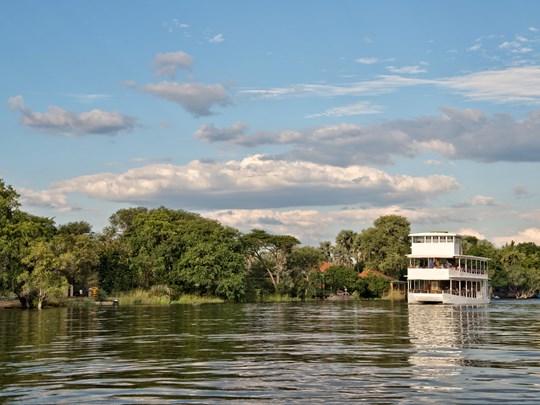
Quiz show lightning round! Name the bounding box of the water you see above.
[0,300,539,403]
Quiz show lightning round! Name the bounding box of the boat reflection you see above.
[408,304,489,372]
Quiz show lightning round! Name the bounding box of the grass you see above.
[382,290,406,301]
[259,294,304,303]
[170,294,224,304]
[113,289,225,305]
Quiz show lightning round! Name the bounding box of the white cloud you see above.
[206,206,474,245]
[141,81,231,117]
[529,27,539,32]
[492,228,540,246]
[356,57,379,64]
[152,51,193,78]
[386,65,427,74]
[305,101,384,118]
[410,139,457,157]
[244,66,540,106]
[51,155,460,211]
[440,66,540,103]
[209,33,224,43]
[471,195,498,206]
[194,107,540,164]
[8,95,136,136]
[18,188,69,210]
[65,93,112,103]
[456,228,486,240]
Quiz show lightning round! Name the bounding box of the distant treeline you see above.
[0,179,538,308]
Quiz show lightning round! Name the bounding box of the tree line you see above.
[1,179,539,308]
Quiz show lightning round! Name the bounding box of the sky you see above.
[2,0,540,246]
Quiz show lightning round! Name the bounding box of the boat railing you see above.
[410,265,487,275]
[447,289,479,298]
[410,289,481,298]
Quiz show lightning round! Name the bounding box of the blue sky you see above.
[3,0,540,246]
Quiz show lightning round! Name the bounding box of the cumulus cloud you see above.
[471,195,498,206]
[492,228,540,246]
[51,155,460,211]
[18,188,69,210]
[205,206,474,245]
[141,81,231,117]
[456,228,486,240]
[8,95,136,136]
[194,107,540,164]
[195,122,249,143]
[152,51,193,78]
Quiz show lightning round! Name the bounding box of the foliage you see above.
[497,242,540,298]
[363,275,390,298]
[358,215,410,278]
[4,177,540,307]
[323,265,359,293]
[19,240,69,309]
[283,246,324,299]
[242,229,300,291]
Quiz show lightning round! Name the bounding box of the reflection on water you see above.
[0,301,539,403]
[408,304,489,367]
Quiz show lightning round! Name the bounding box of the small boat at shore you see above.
[406,232,490,305]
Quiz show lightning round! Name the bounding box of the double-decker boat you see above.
[406,232,490,304]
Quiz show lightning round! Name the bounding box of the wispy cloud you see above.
[209,33,224,43]
[356,57,379,64]
[65,93,112,103]
[305,101,384,118]
[386,65,427,74]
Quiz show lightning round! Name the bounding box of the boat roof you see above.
[407,254,490,261]
[409,231,460,237]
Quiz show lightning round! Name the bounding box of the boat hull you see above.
[408,292,490,305]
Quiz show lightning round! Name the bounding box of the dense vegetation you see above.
[1,179,539,308]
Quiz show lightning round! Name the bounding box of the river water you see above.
[0,300,539,404]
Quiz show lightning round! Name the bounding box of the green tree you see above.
[323,264,359,293]
[284,246,325,298]
[242,229,300,292]
[498,241,540,298]
[97,237,134,293]
[319,241,334,263]
[358,215,410,278]
[334,230,358,267]
[0,179,56,306]
[19,240,69,309]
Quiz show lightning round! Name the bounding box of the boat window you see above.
[425,236,432,243]
[440,236,447,243]
[413,236,424,243]
[433,236,439,243]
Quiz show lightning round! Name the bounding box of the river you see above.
[0,300,539,403]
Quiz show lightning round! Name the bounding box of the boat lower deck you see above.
[408,290,490,304]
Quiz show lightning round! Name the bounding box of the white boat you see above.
[406,232,490,305]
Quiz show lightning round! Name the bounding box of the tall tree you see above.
[19,240,69,309]
[358,215,410,278]
[242,229,300,291]
[334,230,358,267]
